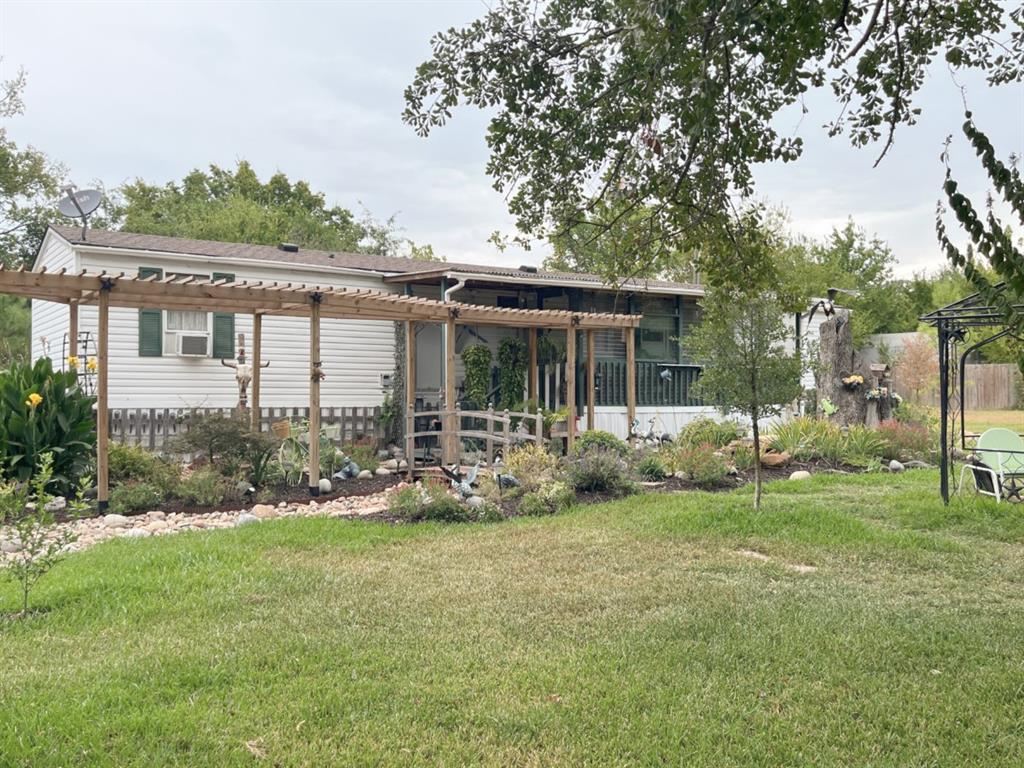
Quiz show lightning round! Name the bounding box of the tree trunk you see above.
[817,311,867,427]
[752,415,762,510]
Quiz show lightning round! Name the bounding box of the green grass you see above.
[965,408,1024,434]
[3,471,1024,766]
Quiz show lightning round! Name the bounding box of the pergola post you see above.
[405,320,416,478]
[625,327,636,443]
[251,313,262,432]
[528,327,538,403]
[67,300,78,371]
[96,287,110,512]
[586,329,596,431]
[938,321,950,505]
[566,327,576,451]
[444,316,457,465]
[308,297,322,496]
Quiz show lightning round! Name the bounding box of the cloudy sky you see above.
[1,1,1021,277]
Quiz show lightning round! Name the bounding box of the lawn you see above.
[3,471,1024,766]
[965,408,1024,434]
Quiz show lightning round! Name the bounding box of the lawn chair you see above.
[959,427,1024,503]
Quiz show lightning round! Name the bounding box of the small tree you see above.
[895,335,938,403]
[688,290,803,509]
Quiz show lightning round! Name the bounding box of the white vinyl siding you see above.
[31,234,77,364]
[70,250,397,409]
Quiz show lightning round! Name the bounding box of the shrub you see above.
[504,442,558,492]
[108,443,180,492]
[389,483,469,523]
[770,417,841,462]
[634,453,667,481]
[894,402,937,431]
[877,419,934,461]
[568,447,636,495]
[168,412,251,467]
[732,444,756,472]
[0,358,95,489]
[677,417,745,449]
[109,481,165,516]
[573,430,629,457]
[461,345,493,408]
[497,337,527,410]
[667,443,729,487]
[519,481,576,516]
[177,467,234,508]
[841,426,887,467]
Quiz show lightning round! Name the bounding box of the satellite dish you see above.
[58,187,103,239]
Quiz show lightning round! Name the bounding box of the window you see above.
[164,273,210,355]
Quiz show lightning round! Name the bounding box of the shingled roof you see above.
[47,225,702,295]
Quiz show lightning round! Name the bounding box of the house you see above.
[31,225,824,439]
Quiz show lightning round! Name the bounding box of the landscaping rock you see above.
[1,538,21,554]
[144,520,170,533]
[398,460,408,470]
[789,470,812,481]
[904,460,933,469]
[102,514,130,529]
[123,528,151,539]
[43,496,67,514]
[383,459,399,471]
[761,451,791,468]
[236,513,260,526]
[375,467,391,476]
[250,504,278,519]
[147,510,166,520]
[357,470,373,480]
[888,459,905,473]
[319,478,333,494]
[465,495,485,509]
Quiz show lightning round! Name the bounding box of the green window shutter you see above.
[211,272,235,359]
[138,267,163,357]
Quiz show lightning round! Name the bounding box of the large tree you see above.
[119,161,441,259]
[405,1,1022,282]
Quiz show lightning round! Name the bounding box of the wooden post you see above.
[67,300,78,370]
[625,327,636,443]
[309,299,321,496]
[586,329,596,431]
[405,320,416,477]
[444,316,457,465]
[96,288,110,511]
[528,327,538,403]
[566,327,576,452]
[486,403,495,465]
[251,313,262,432]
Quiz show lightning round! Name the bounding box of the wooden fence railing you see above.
[404,405,543,472]
[109,406,383,449]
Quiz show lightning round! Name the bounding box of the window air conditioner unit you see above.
[177,334,209,357]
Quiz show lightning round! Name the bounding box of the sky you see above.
[1,0,1021,278]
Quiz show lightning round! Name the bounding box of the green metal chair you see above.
[960,427,1024,503]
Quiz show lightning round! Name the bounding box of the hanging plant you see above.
[460,345,492,408]
[497,337,528,410]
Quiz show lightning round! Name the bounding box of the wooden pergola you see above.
[0,267,640,508]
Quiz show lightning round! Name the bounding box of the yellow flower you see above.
[87,357,98,372]
[25,392,43,408]
[68,355,79,368]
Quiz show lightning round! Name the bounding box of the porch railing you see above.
[537,360,702,411]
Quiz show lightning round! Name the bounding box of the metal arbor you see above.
[920,285,1022,503]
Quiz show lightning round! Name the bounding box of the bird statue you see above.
[659,368,673,382]
[332,456,361,481]
[441,462,480,499]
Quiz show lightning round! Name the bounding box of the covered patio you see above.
[0,266,641,508]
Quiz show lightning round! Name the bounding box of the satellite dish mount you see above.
[58,186,103,240]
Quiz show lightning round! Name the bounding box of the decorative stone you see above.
[147,510,166,520]
[375,467,391,476]
[144,520,170,533]
[465,495,486,509]
[760,452,791,468]
[319,478,333,494]
[102,514,130,529]
[904,460,933,469]
[889,459,905,473]
[398,460,408,470]
[789,470,811,481]
[1,538,21,553]
[251,504,277,519]
[357,470,373,480]
[383,459,399,471]
[123,528,151,538]
[277,502,288,508]
[236,513,260,526]
[43,496,67,513]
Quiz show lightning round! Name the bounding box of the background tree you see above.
[687,289,804,510]
[894,335,938,403]
[405,1,1023,284]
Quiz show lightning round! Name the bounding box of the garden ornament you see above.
[332,456,361,481]
[221,333,270,410]
[441,463,480,498]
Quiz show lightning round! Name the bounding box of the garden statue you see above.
[631,416,672,447]
[220,333,270,411]
[332,456,361,481]
[441,462,480,498]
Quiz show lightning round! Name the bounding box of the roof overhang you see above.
[1,267,641,330]
[383,268,704,297]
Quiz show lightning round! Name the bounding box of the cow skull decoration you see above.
[221,333,270,410]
